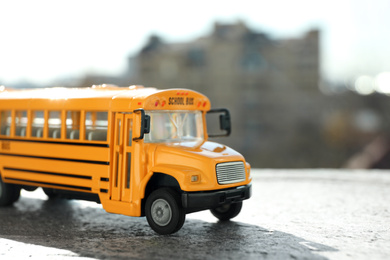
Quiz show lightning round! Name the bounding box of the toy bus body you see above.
[0,85,251,234]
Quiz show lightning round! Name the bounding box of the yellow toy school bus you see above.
[0,85,251,234]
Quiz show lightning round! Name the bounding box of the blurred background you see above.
[1,0,390,168]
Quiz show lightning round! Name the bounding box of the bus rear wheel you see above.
[145,188,185,235]
[43,188,58,199]
[0,177,21,207]
[210,201,242,221]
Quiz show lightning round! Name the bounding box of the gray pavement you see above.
[0,169,389,259]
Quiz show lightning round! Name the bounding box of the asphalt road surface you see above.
[0,169,389,260]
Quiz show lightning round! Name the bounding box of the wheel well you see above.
[141,173,182,216]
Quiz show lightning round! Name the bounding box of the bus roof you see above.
[0,85,211,111]
[0,85,153,100]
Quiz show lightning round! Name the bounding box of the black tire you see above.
[43,188,58,199]
[145,188,186,235]
[22,185,37,192]
[0,176,21,207]
[210,201,243,221]
[11,187,21,203]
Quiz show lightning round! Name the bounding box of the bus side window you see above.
[66,111,80,140]
[15,110,28,137]
[31,111,44,138]
[0,110,12,136]
[48,111,62,139]
[85,111,108,141]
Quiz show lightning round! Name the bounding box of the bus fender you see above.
[139,165,202,199]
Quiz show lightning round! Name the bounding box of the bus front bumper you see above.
[181,183,252,210]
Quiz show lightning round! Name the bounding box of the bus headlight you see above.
[246,163,251,179]
[191,175,200,183]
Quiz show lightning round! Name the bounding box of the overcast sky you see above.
[0,0,389,85]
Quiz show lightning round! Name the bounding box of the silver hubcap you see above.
[151,199,172,226]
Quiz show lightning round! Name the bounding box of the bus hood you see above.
[153,141,245,167]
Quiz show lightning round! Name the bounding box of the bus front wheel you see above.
[210,201,242,221]
[145,188,186,235]
[0,176,21,207]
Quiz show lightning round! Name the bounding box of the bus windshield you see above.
[144,111,204,143]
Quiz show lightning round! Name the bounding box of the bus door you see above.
[111,113,133,202]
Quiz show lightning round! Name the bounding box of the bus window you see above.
[15,110,27,137]
[144,111,204,143]
[126,117,133,188]
[48,111,62,139]
[0,110,11,136]
[66,111,81,140]
[85,111,108,141]
[32,111,44,138]
[127,118,133,146]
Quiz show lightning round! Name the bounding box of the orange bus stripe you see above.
[0,153,109,165]
[0,138,109,148]
[4,177,92,191]
[3,167,92,180]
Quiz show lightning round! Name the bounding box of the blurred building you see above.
[98,21,390,168]
[129,21,326,167]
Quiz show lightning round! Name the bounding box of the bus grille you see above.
[216,161,246,185]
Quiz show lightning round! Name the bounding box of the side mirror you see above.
[133,109,150,141]
[207,108,231,137]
